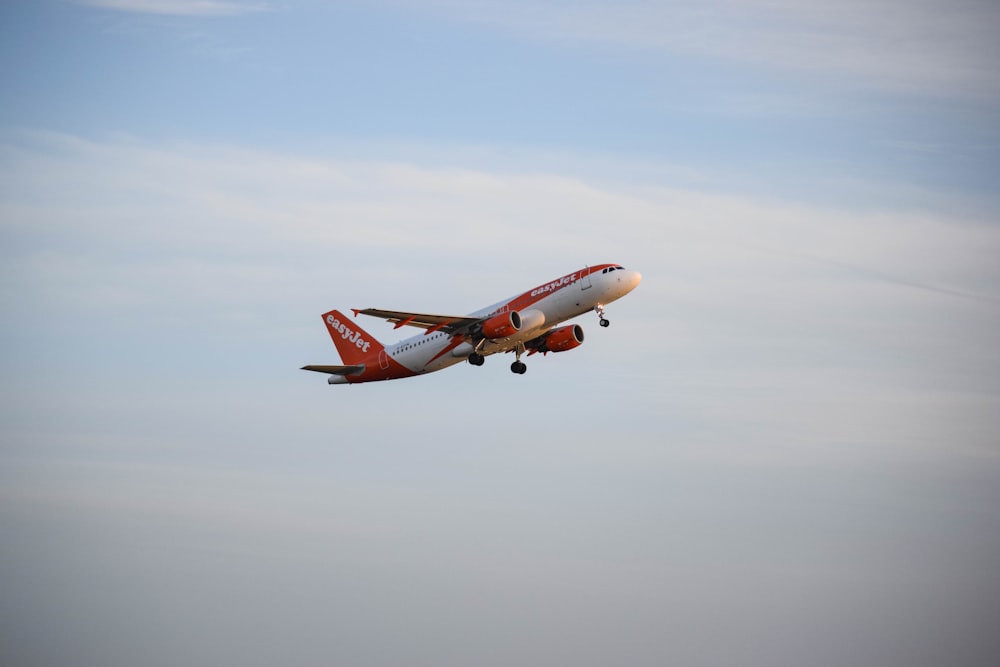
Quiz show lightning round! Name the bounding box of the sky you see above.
[1,1,999,665]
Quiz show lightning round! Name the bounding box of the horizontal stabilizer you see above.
[301,364,365,376]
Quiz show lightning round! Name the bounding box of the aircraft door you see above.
[379,350,390,370]
[580,267,592,290]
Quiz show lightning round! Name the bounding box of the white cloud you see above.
[80,0,270,16]
[3,130,998,318]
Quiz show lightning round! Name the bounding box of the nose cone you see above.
[628,270,642,292]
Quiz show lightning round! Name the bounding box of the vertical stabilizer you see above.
[321,310,384,365]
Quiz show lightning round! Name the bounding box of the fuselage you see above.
[371,264,641,378]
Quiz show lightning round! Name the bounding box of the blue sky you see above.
[2,1,1000,666]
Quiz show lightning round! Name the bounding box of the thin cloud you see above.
[80,0,270,16]
[3,131,998,310]
[405,0,1000,101]
[758,248,1000,306]
[3,131,999,404]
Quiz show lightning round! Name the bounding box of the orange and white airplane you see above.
[302,263,642,384]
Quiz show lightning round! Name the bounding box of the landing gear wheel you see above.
[600,318,610,327]
[468,352,485,366]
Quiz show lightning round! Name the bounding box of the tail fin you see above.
[321,310,384,365]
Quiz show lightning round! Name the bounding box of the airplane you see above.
[302,263,642,384]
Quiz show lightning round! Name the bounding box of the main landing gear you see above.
[467,350,526,374]
[595,304,610,327]
[468,350,526,374]
[510,342,527,374]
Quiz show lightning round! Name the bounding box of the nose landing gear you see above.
[595,304,610,327]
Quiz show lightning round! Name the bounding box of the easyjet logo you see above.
[326,314,372,353]
[530,273,577,297]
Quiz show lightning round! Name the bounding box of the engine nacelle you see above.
[481,310,521,339]
[541,324,584,352]
[516,308,546,333]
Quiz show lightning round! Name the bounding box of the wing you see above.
[301,364,365,376]
[352,308,482,335]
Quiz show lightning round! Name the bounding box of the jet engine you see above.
[480,310,521,339]
[537,324,584,352]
